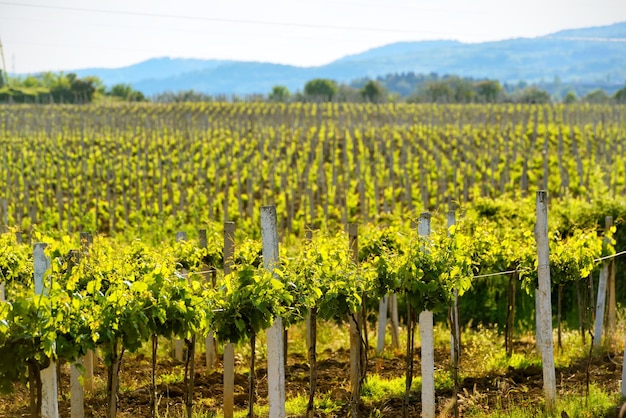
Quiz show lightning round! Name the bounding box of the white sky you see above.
[1,0,625,74]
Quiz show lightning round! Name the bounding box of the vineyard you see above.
[1,103,626,417]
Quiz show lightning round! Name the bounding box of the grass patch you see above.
[460,324,602,377]
[209,391,345,418]
[362,374,409,402]
[463,384,620,417]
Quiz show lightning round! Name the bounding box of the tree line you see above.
[0,70,146,104]
[2,69,625,104]
[272,76,626,104]
[156,77,626,105]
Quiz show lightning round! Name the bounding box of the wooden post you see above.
[605,217,617,339]
[34,243,60,418]
[593,267,608,349]
[174,231,187,362]
[376,295,389,354]
[304,228,314,350]
[448,206,461,418]
[389,294,400,349]
[0,210,6,298]
[304,228,318,417]
[418,213,435,418]
[535,288,543,355]
[199,229,217,372]
[261,206,285,418]
[67,250,85,418]
[448,206,460,363]
[347,223,361,417]
[542,123,549,191]
[223,221,235,418]
[621,333,626,397]
[535,191,557,411]
[79,233,95,393]
[70,359,84,418]
[593,216,614,349]
[0,197,7,233]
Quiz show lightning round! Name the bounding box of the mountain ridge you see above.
[57,21,626,96]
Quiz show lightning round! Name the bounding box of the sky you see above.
[1,0,625,74]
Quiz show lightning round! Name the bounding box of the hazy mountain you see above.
[62,21,626,96]
[72,58,232,86]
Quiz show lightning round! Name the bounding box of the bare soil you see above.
[1,342,623,417]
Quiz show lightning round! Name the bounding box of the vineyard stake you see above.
[605,216,617,341]
[79,232,95,393]
[593,267,608,348]
[389,294,400,349]
[199,229,217,372]
[68,250,85,418]
[174,231,187,362]
[607,253,617,338]
[535,287,543,356]
[304,228,318,418]
[376,295,388,354]
[448,206,460,362]
[418,213,435,418]
[535,190,557,411]
[593,216,612,349]
[348,223,362,417]
[34,242,59,418]
[375,223,390,353]
[448,205,460,418]
[0,202,5,297]
[261,206,286,418]
[621,334,626,397]
[0,197,7,233]
[70,359,84,418]
[223,221,236,418]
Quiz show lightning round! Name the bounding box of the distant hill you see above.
[62,21,626,96]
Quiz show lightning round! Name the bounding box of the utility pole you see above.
[0,36,8,86]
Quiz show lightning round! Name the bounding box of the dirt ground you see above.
[1,340,624,418]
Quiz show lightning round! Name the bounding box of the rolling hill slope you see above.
[65,21,626,96]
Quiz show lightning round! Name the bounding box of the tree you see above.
[48,73,99,103]
[475,80,503,103]
[563,91,577,104]
[304,78,338,102]
[451,77,475,103]
[109,84,133,99]
[38,72,59,88]
[337,83,360,102]
[514,87,551,104]
[128,90,146,102]
[583,89,610,104]
[68,73,96,102]
[153,90,212,103]
[424,80,454,103]
[108,83,145,101]
[22,75,40,88]
[615,86,626,104]
[85,76,105,97]
[360,80,384,103]
[268,85,290,102]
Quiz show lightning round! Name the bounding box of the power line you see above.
[0,15,392,46]
[0,0,480,37]
[8,40,177,55]
[291,0,493,16]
